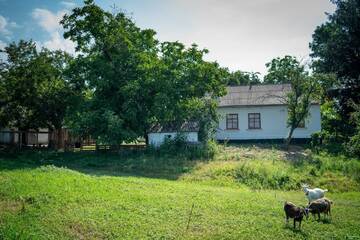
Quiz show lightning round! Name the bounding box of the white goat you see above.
[302,184,328,203]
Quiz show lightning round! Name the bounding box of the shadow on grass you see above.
[283,225,309,238]
[317,218,332,224]
[307,216,332,224]
[0,143,311,181]
[0,149,204,180]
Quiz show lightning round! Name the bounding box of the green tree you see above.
[264,56,319,146]
[347,103,360,157]
[61,0,160,144]
[310,0,360,135]
[61,1,227,144]
[0,40,39,130]
[285,72,319,146]
[264,56,304,84]
[226,70,261,86]
[0,40,75,148]
[154,42,227,142]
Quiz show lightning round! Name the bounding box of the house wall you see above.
[0,128,49,145]
[26,130,49,145]
[216,105,321,140]
[0,128,18,144]
[148,132,198,147]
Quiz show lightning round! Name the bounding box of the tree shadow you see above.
[0,149,204,180]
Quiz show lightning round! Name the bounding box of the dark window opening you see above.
[248,113,261,129]
[226,114,239,130]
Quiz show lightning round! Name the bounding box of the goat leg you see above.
[293,219,296,229]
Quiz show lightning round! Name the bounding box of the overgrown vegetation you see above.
[1,144,359,192]
[181,144,360,192]
[0,144,360,239]
[309,0,360,156]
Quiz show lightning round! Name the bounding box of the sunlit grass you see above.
[0,144,359,239]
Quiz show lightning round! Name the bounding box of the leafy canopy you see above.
[226,70,261,86]
[310,0,360,117]
[61,0,227,144]
[264,56,304,84]
[0,40,74,131]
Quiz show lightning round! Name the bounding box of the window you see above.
[226,114,238,130]
[248,113,261,129]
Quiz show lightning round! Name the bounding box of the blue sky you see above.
[0,0,335,76]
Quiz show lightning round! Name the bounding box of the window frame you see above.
[248,113,261,130]
[226,113,239,130]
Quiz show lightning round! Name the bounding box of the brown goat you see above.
[307,198,333,220]
[284,201,308,229]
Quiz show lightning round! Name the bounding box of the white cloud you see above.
[60,1,76,9]
[0,15,18,36]
[32,8,75,55]
[0,15,10,35]
[42,32,76,55]
[32,8,66,33]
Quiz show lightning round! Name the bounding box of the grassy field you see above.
[0,144,360,239]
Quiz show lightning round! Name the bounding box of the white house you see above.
[147,84,321,146]
[216,84,321,141]
[148,122,199,147]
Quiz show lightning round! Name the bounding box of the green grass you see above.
[0,144,360,239]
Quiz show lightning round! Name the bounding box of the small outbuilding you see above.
[148,122,199,147]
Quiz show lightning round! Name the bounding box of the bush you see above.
[310,131,322,147]
[148,133,219,160]
[346,133,360,157]
[233,162,300,190]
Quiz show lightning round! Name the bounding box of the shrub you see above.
[310,131,322,147]
[148,133,219,160]
[346,134,360,157]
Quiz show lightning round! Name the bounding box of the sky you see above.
[0,0,335,76]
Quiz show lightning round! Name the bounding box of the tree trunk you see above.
[286,126,296,149]
[145,134,149,145]
[49,128,64,150]
[56,128,63,150]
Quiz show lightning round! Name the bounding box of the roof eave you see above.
[218,103,320,108]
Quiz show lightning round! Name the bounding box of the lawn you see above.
[0,145,360,239]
